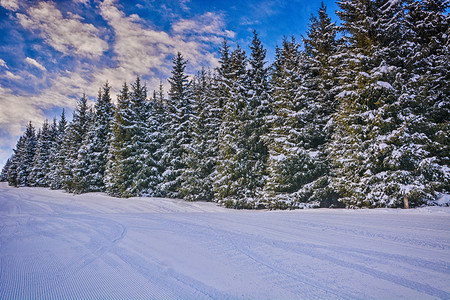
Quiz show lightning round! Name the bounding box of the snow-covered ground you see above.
[0,183,449,299]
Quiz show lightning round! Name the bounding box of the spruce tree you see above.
[215,44,262,207]
[128,77,154,196]
[0,158,11,182]
[105,83,132,197]
[145,83,167,196]
[160,52,193,198]
[29,120,54,187]
[180,69,220,201]
[15,121,37,186]
[76,82,114,193]
[48,110,67,189]
[264,38,308,207]
[59,94,91,192]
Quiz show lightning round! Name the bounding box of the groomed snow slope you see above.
[0,183,449,299]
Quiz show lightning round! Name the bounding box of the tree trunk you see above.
[403,196,409,209]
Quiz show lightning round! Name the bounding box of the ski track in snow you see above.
[0,183,449,299]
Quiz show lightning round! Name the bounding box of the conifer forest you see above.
[1,0,449,209]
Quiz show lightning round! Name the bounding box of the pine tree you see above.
[48,110,67,189]
[295,4,339,206]
[75,82,114,193]
[4,122,37,187]
[180,69,220,201]
[105,78,152,197]
[0,158,11,182]
[264,38,308,207]
[59,94,91,192]
[6,137,24,187]
[215,43,268,208]
[105,83,132,197]
[160,52,193,198]
[14,121,37,186]
[128,77,154,196]
[29,120,54,187]
[145,82,167,196]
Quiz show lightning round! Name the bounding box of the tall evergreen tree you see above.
[59,94,91,192]
[215,42,269,208]
[75,82,114,193]
[105,83,132,197]
[128,77,154,196]
[48,110,67,189]
[180,69,221,201]
[105,78,152,197]
[145,82,167,196]
[0,158,11,182]
[16,121,37,186]
[29,120,54,187]
[160,52,193,198]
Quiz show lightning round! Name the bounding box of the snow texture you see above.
[0,183,449,299]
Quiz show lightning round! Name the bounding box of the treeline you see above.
[1,0,449,208]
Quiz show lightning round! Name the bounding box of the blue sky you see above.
[0,0,338,168]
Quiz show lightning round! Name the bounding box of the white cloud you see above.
[0,0,19,11]
[4,71,21,80]
[17,2,108,58]
[179,0,191,12]
[0,59,8,69]
[25,57,46,71]
[172,12,235,39]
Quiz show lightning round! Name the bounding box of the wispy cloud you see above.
[0,0,19,11]
[16,2,108,58]
[4,71,21,80]
[0,59,8,69]
[172,12,236,40]
[25,57,46,71]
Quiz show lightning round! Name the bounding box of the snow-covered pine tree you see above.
[5,136,24,187]
[0,158,11,182]
[145,82,167,196]
[331,0,400,207]
[15,121,37,187]
[264,37,305,207]
[47,110,67,189]
[295,3,340,206]
[159,52,193,198]
[245,31,271,205]
[128,77,154,196]
[3,121,37,187]
[29,120,54,187]
[215,42,266,208]
[75,82,114,193]
[105,78,151,197]
[264,34,331,208]
[105,83,132,197]
[180,68,220,201]
[59,94,91,192]
[397,0,450,202]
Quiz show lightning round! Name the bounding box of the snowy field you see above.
[0,183,449,299]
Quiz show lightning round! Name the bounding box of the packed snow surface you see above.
[1,183,449,299]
